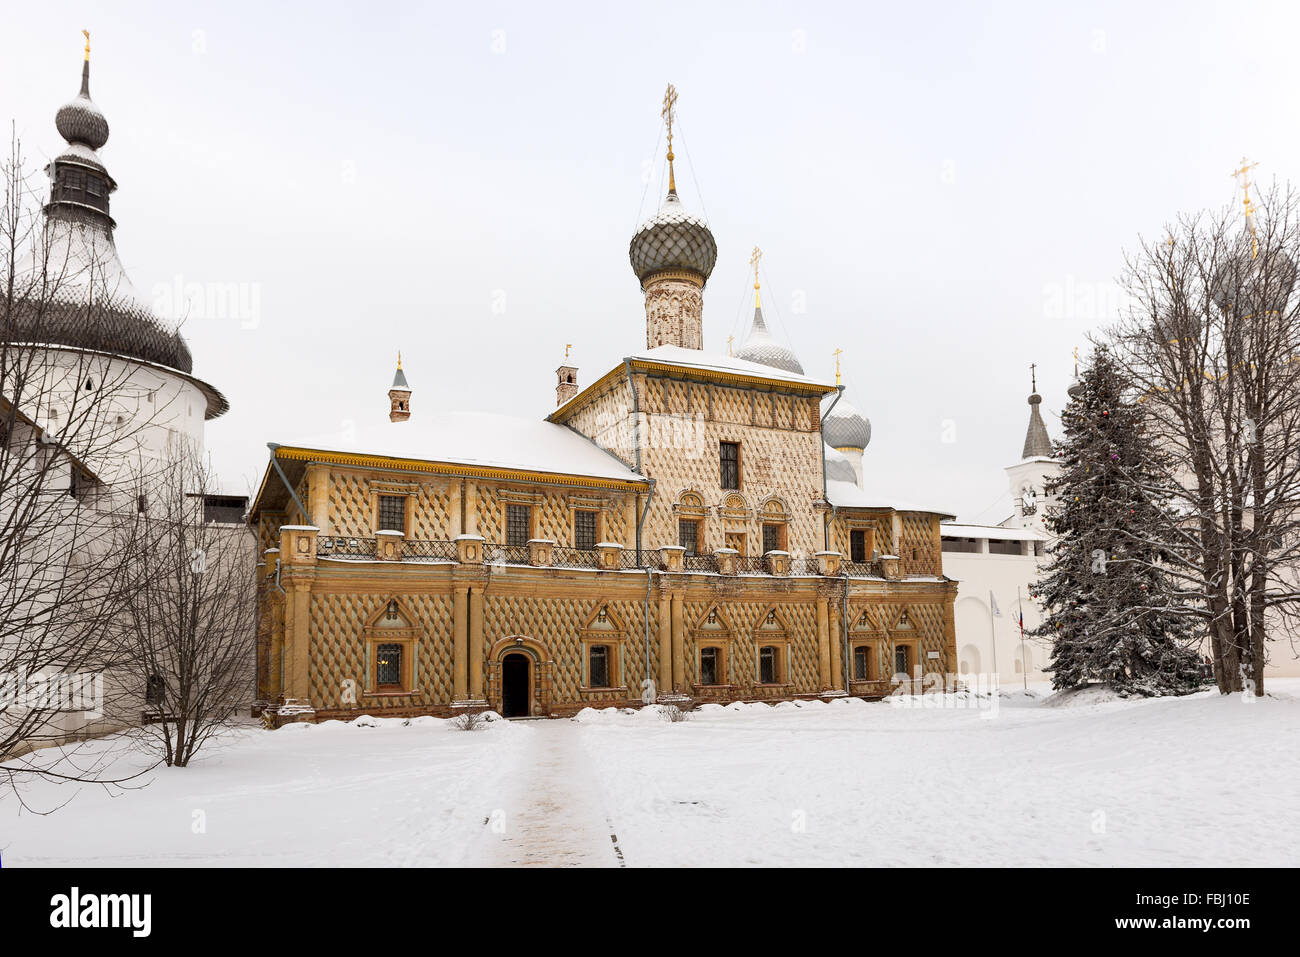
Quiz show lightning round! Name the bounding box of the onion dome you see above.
[56,57,109,150]
[822,399,871,451]
[736,303,803,374]
[629,189,717,285]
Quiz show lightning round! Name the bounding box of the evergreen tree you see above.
[1032,348,1203,696]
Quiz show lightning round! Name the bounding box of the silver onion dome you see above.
[736,304,804,374]
[822,399,871,451]
[629,190,717,285]
[56,59,109,149]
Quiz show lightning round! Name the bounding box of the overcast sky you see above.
[5,1,1298,521]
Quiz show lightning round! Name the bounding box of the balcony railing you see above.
[483,543,531,566]
[316,535,377,559]
[734,556,768,575]
[551,545,601,569]
[404,539,458,563]
[842,560,884,578]
[683,554,719,574]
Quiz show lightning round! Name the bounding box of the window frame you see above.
[757,644,783,685]
[719,440,741,490]
[699,645,724,686]
[376,494,407,533]
[506,503,533,547]
[678,517,700,555]
[573,508,600,551]
[761,522,787,555]
[587,643,611,689]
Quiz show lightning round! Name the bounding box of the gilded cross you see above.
[727,335,735,356]
[1030,362,1037,393]
[833,347,844,386]
[662,84,678,191]
[83,29,90,60]
[750,246,762,306]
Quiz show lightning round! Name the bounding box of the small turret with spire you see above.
[1021,363,1053,459]
[556,344,578,407]
[389,352,411,422]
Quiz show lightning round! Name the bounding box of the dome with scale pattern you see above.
[628,190,717,285]
[822,400,871,451]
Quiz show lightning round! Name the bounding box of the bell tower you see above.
[556,344,578,406]
[389,353,411,423]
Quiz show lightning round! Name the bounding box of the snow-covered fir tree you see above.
[1032,348,1202,696]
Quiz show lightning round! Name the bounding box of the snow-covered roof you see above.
[628,345,834,390]
[940,523,1046,541]
[278,411,645,483]
[826,479,956,518]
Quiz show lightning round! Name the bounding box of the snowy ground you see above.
[3,681,1298,867]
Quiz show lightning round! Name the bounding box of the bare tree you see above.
[111,448,256,767]
[1109,181,1300,695]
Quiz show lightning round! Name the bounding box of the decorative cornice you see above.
[269,446,648,492]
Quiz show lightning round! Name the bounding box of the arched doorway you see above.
[501,653,531,717]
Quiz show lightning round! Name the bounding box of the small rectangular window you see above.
[895,645,910,676]
[700,646,719,685]
[850,529,867,563]
[678,518,699,556]
[574,510,598,551]
[759,646,778,684]
[762,523,782,555]
[719,441,740,490]
[507,504,532,547]
[589,645,609,688]
[377,495,405,532]
[854,646,871,681]
[376,643,402,687]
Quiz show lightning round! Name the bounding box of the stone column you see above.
[453,585,469,700]
[285,577,313,702]
[657,593,672,696]
[816,596,831,690]
[670,592,686,692]
[469,587,485,700]
[829,599,843,690]
[278,526,318,712]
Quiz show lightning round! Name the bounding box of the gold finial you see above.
[1232,156,1260,257]
[1073,346,1079,377]
[564,343,572,360]
[833,348,844,386]
[83,29,90,61]
[726,335,735,356]
[661,83,679,194]
[750,246,762,308]
[397,350,402,371]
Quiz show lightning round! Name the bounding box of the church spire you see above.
[1021,363,1053,459]
[735,250,804,374]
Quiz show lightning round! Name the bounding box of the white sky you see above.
[5,1,1299,522]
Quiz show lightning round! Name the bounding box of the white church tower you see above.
[1001,367,1060,536]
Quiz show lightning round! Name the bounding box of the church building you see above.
[249,88,959,721]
